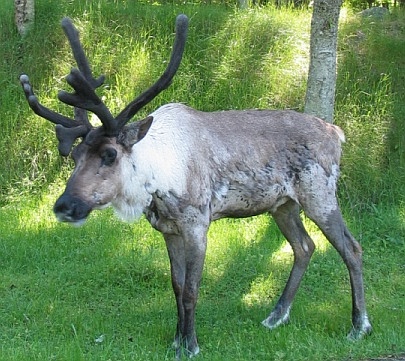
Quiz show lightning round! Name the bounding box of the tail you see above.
[333,125,345,143]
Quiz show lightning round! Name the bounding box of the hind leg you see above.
[262,200,315,329]
[307,207,372,339]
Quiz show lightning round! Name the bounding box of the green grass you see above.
[336,8,405,208]
[1,194,404,360]
[1,1,404,360]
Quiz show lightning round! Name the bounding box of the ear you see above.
[117,116,154,148]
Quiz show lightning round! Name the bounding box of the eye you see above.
[100,148,117,166]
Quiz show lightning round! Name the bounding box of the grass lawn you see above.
[1,193,404,360]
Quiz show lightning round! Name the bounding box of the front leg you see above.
[164,230,207,358]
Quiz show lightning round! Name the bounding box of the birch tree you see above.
[15,0,35,36]
[239,0,249,8]
[304,0,343,123]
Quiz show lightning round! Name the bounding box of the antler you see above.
[20,14,188,155]
[115,14,189,128]
[19,17,104,156]
[20,73,91,156]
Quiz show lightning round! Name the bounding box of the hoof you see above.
[347,314,372,340]
[262,306,291,330]
[188,346,200,358]
[347,323,372,341]
[173,340,200,359]
[174,346,200,359]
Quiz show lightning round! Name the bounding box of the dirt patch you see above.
[365,354,405,361]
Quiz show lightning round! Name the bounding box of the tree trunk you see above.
[239,0,249,9]
[15,0,35,36]
[304,0,342,123]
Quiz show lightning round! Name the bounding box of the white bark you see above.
[239,0,249,9]
[304,0,342,123]
[15,0,35,36]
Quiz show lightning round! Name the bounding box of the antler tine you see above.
[20,74,81,128]
[61,18,105,89]
[58,18,117,135]
[58,68,116,131]
[115,14,189,128]
[20,74,90,156]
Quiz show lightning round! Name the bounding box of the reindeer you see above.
[20,15,372,358]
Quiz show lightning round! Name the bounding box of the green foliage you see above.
[336,9,405,209]
[0,2,404,361]
[343,0,397,11]
[0,193,404,360]
[0,2,312,205]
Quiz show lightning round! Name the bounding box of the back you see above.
[148,103,344,219]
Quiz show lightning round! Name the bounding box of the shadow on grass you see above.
[200,216,289,327]
[2,201,405,360]
[0,208,180,359]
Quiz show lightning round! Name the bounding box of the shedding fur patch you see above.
[110,107,190,222]
[298,163,340,222]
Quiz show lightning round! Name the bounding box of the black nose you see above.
[54,194,92,223]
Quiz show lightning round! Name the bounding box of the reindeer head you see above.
[20,15,188,224]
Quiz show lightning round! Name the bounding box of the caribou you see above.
[20,14,372,358]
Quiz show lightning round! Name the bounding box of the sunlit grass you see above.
[203,7,311,111]
[336,12,405,207]
[1,194,404,360]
